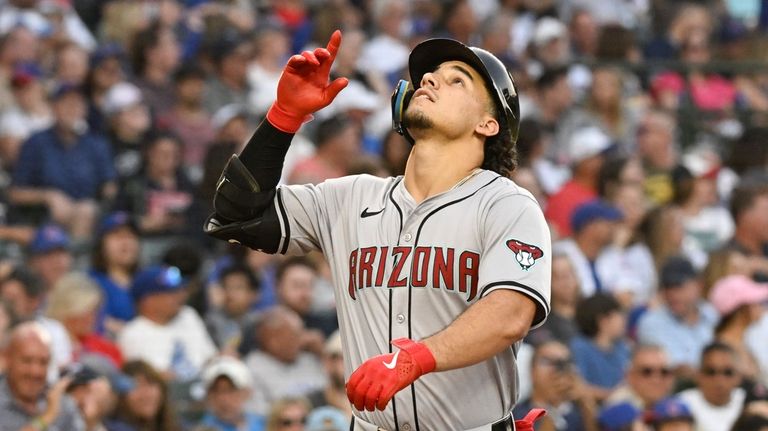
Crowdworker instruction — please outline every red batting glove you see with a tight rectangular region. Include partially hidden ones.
[266,30,349,133]
[514,409,547,431]
[346,338,437,411]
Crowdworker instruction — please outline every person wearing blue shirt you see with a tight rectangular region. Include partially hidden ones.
[8,83,116,240]
[198,356,266,431]
[570,292,631,401]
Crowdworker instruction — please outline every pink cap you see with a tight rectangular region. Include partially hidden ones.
[708,275,768,316]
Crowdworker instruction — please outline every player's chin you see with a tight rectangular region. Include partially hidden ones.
[404,109,434,131]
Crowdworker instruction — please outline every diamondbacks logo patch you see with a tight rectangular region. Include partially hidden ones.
[506,239,544,271]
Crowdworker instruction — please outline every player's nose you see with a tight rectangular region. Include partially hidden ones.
[420,72,438,90]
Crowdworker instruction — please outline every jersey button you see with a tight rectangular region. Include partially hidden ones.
[396,314,405,323]
[402,423,411,431]
[403,233,412,242]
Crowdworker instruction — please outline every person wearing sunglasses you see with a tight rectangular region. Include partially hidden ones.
[266,396,311,431]
[606,344,675,415]
[676,342,746,431]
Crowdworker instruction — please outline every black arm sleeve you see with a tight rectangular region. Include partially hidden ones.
[238,119,295,192]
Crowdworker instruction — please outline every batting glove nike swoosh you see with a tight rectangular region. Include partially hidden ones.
[346,338,437,411]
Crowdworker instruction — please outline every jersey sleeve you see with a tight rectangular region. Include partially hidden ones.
[477,194,552,329]
[272,175,358,255]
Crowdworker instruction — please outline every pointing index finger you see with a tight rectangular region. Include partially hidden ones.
[326,29,342,60]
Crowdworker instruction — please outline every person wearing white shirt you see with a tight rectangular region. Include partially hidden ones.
[118,265,217,379]
[677,342,746,431]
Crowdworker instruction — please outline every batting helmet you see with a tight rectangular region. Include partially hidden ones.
[391,38,521,175]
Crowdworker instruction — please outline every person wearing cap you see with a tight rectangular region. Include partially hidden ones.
[88,212,141,338]
[0,321,86,431]
[203,34,252,116]
[8,82,117,241]
[204,263,262,354]
[3,62,52,137]
[305,406,350,431]
[102,81,152,179]
[198,356,266,431]
[130,22,180,115]
[545,126,614,238]
[530,17,571,70]
[677,342,746,431]
[597,401,644,431]
[636,256,718,378]
[709,275,768,384]
[26,223,74,291]
[645,397,694,431]
[306,331,352,417]
[117,265,216,379]
[554,200,623,297]
[64,363,123,431]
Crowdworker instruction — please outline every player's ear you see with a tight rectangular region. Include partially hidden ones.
[475,116,499,139]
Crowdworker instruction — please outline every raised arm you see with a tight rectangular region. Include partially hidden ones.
[204,30,348,252]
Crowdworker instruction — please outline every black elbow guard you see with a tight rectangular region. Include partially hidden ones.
[203,198,283,253]
[212,154,275,222]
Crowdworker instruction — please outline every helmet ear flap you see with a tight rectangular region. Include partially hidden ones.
[391,79,415,145]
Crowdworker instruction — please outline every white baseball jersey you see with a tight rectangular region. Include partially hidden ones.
[273,169,551,430]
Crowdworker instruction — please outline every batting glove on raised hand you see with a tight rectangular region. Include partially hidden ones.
[346,338,436,411]
[266,29,349,133]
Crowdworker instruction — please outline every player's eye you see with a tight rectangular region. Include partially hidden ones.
[452,77,465,86]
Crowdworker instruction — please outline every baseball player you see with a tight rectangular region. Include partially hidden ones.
[205,30,551,431]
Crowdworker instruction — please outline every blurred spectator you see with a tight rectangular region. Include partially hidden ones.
[64,362,125,431]
[109,360,182,431]
[701,248,761,298]
[84,44,126,133]
[636,110,679,206]
[644,3,712,61]
[102,82,152,179]
[27,223,73,291]
[8,84,116,240]
[636,205,687,273]
[595,24,641,64]
[380,129,410,177]
[513,339,598,431]
[526,251,580,347]
[636,256,718,378]
[114,132,196,258]
[528,66,574,162]
[53,43,89,87]
[248,24,291,117]
[545,127,613,238]
[265,396,312,431]
[305,331,351,417]
[130,22,181,115]
[725,182,768,282]
[159,64,215,181]
[211,103,251,149]
[287,114,362,185]
[304,406,348,431]
[569,10,599,61]
[359,0,410,83]
[596,402,643,431]
[726,128,768,182]
[571,293,631,400]
[2,63,52,137]
[46,272,123,368]
[275,256,338,340]
[203,34,252,116]
[245,306,326,416]
[117,265,216,380]
[709,275,768,384]
[606,344,676,414]
[0,322,85,431]
[529,16,571,71]
[198,356,266,431]
[88,212,141,338]
[0,0,96,49]
[674,149,734,259]
[205,263,261,354]
[677,342,746,431]
[644,397,695,431]
[479,12,517,68]
[555,200,623,297]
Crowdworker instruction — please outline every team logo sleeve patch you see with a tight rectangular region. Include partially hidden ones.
[506,239,544,271]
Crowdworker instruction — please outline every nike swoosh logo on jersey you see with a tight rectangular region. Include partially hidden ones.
[382,350,400,369]
[360,207,385,218]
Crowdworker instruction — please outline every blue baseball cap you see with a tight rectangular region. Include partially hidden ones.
[646,398,694,425]
[29,223,71,255]
[97,212,138,237]
[305,406,350,431]
[598,402,640,430]
[49,81,84,100]
[130,265,184,303]
[570,200,623,233]
[90,43,124,67]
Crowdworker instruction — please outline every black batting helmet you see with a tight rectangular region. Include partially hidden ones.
[398,38,521,175]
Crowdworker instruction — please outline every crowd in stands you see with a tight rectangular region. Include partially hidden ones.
[0,0,768,430]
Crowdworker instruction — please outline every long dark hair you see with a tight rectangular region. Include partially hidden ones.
[481,100,518,177]
[113,360,181,431]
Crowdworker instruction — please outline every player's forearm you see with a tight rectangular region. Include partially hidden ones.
[422,289,536,371]
[237,118,295,192]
